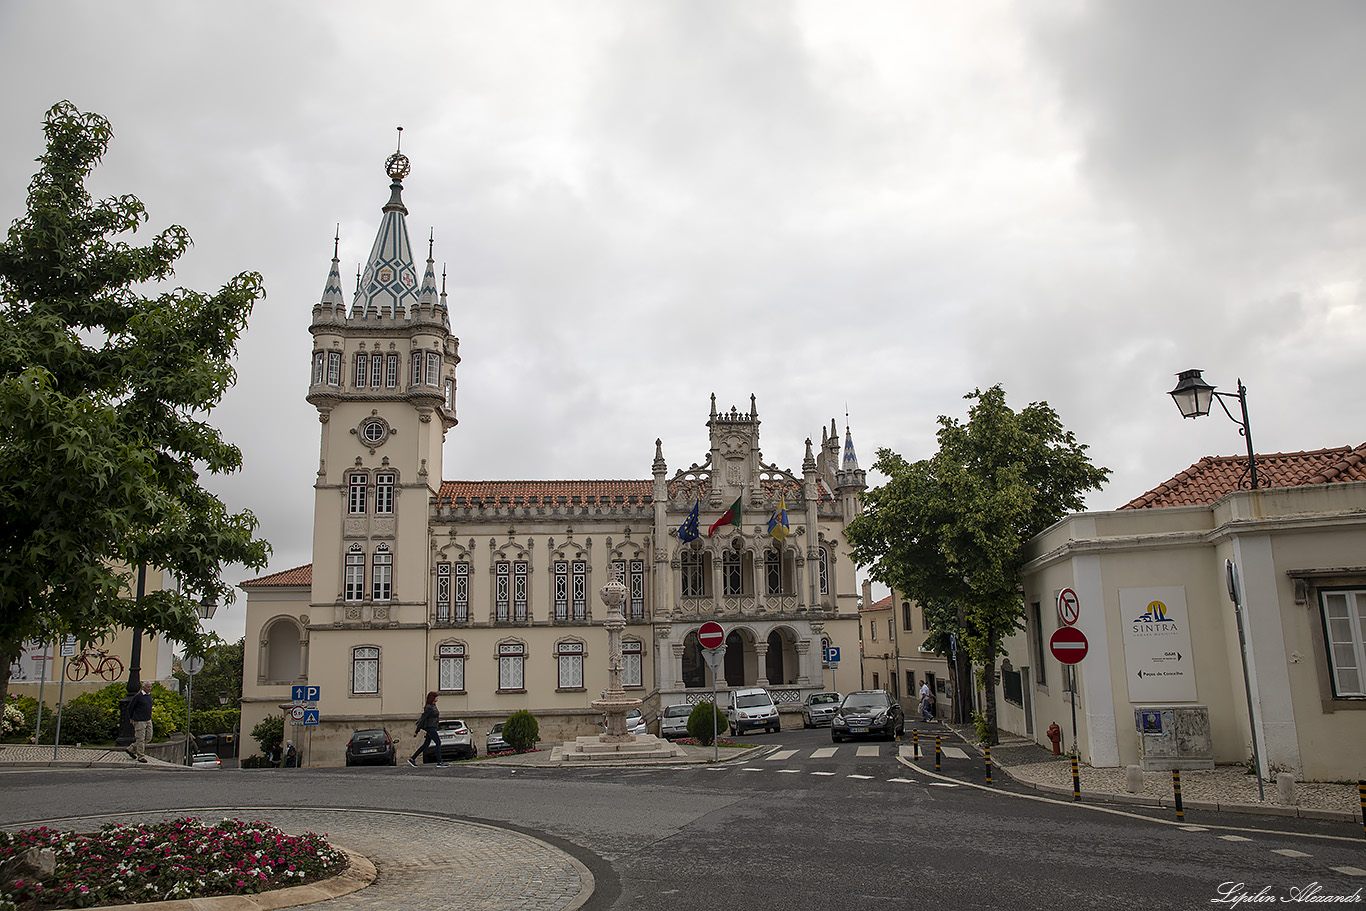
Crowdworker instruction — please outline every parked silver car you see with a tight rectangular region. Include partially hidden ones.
[486,722,508,754]
[600,707,647,735]
[801,692,843,728]
[659,703,693,739]
[425,719,476,762]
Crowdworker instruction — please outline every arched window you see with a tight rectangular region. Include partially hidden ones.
[764,548,783,595]
[344,544,365,602]
[682,632,705,688]
[818,547,830,596]
[681,550,705,597]
[722,550,743,596]
[262,618,302,683]
[354,352,369,388]
[372,544,392,602]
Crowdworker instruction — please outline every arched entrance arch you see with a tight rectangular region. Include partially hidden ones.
[682,631,705,688]
[724,630,746,686]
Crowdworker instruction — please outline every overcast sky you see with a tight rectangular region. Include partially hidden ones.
[3,1,1363,641]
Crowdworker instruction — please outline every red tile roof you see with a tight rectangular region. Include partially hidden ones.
[240,564,312,588]
[436,480,653,505]
[1120,444,1366,510]
[861,594,894,612]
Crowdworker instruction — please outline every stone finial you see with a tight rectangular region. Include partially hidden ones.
[600,577,627,611]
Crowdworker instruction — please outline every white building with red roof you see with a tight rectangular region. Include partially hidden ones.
[239,148,866,762]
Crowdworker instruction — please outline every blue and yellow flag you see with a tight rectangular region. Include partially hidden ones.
[766,497,789,542]
[678,501,700,543]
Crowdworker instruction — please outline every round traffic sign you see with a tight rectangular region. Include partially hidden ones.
[1049,626,1089,664]
[290,705,306,722]
[1057,588,1080,626]
[182,656,205,676]
[698,621,724,650]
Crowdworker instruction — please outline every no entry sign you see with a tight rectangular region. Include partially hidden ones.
[1049,626,1089,664]
[698,621,725,650]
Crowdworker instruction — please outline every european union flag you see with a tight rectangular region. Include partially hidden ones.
[678,501,700,543]
[766,497,789,542]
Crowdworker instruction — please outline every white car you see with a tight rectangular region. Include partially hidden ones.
[191,752,221,769]
[600,708,647,734]
[727,688,780,735]
[659,703,693,739]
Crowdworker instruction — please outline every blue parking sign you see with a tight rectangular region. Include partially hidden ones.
[824,646,841,663]
[291,685,320,702]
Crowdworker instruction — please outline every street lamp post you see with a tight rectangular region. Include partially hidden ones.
[1167,369,1259,490]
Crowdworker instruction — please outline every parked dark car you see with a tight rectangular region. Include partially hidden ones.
[831,690,904,742]
[425,719,477,762]
[345,727,397,766]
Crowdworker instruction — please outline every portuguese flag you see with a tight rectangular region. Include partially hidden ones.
[707,495,742,537]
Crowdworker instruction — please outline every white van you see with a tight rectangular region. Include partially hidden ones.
[727,687,780,735]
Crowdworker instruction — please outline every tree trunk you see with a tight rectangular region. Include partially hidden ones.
[983,626,999,745]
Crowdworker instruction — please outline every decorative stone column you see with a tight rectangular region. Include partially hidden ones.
[590,578,643,743]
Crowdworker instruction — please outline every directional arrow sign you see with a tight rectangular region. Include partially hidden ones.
[1049,626,1089,664]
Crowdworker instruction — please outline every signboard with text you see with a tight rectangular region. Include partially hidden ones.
[1119,586,1197,702]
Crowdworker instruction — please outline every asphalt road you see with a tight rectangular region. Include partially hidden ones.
[3,727,1363,910]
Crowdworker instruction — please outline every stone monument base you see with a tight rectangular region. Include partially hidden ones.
[552,733,688,764]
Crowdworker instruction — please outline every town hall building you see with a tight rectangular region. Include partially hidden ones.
[238,148,867,762]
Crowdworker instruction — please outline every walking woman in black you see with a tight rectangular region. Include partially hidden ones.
[408,691,446,767]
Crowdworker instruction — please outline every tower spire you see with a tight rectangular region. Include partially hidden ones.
[355,132,419,316]
[318,225,346,312]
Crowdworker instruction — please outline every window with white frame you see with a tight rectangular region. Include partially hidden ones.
[681,550,704,597]
[556,640,584,689]
[385,353,399,388]
[311,351,325,386]
[370,353,384,388]
[629,560,645,620]
[436,562,451,621]
[344,545,365,602]
[453,561,469,621]
[372,544,392,602]
[495,561,510,622]
[498,641,525,691]
[354,352,369,388]
[437,642,465,693]
[348,473,367,515]
[571,560,587,620]
[722,550,743,596]
[326,350,342,386]
[445,378,455,410]
[554,560,569,621]
[352,646,379,694]
[513,561,529,622]
[611,560,626,585]
[623,639,643,687]
[818,547,830,596]
[764,548,783,595]
[1321,588,1366,697]
[374,472,395,515]
[426,351,441,386]
[411,352,423,388]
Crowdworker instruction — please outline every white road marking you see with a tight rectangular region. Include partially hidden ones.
[1330,866,1365,877]
[929,782,959,788]
[848,774,873,780]
[776,769,801,774]
[888,777,914,783]
[767,750,798,761]
[1272,849,1310,858]
[742,767,764,772]
[856,746,880,757]
[1219,835,1253,842]
[810,771,836,776]
[940,746,969,760]
[810,748,838,759]
[1179,826,1208,832]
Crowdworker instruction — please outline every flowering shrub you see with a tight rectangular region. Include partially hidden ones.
[1,704,23,737]
[0,817,347,910]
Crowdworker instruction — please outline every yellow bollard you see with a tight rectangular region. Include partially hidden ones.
[985,745,992,785]
[935,734,942,772]
[1071,754,1081,802]
[1173,769,1184,820]
[912,729,919,759]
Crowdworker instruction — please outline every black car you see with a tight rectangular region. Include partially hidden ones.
[345,727,397,766]
[831,690,904,742]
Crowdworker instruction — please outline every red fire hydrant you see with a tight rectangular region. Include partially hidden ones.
[1047,722,1062,756]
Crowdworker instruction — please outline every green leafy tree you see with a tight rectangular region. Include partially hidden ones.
[502,710,539,752]
[0,102,270,706]
[173,637,244,711]
[846,385,1109,743]
[250,714,284,761]
[686,701,728,746]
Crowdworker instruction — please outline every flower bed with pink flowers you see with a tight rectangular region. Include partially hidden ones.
[0,817,348,910]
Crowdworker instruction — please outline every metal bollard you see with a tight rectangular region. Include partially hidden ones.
[1173,769,1184,820]
[1071,754,1081,802]
[985,745,992,785]
[912,729,919,759]
[935,735,942,772]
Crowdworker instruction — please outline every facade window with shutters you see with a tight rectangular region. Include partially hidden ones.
[348,473,367,515]
[818,547,830,596]
[370,353,384,388]
[554,561,569,621]
[354,352,368,388]
[385,353,399,388]
[571,560,587,620]
[437,642,465,693]
[498,641,525,691]
[374,473,395,515]
[556,640,584,689]
[513,561,529,622]
[681,550,704,597]
[1321,588,1366,697]
[351,646,379,695]
[372,544,392,602]
[495,561,510,622]
[326,350,342,386]
[344,544,365,602]
[629,560,645,620]
[453,561,469,622]
[722,551,743,596]
[623,639,643,687]
[436,563,451,621]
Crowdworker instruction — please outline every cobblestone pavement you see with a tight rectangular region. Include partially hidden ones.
[2,807,593,911]
[923,722,1363,820]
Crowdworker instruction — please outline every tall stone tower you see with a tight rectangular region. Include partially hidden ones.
[305,141,459,631]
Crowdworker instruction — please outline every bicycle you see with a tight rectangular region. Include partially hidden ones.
[66,648,124,682]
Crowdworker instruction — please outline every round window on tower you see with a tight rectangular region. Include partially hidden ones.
[354,415,391,449]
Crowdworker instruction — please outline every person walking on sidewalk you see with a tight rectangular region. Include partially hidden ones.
[919,681,935,723]
[408,691,446,767]
[126,680,154,763]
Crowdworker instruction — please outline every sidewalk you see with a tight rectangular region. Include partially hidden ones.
[916,721,1364,822]
[0,743,193,770]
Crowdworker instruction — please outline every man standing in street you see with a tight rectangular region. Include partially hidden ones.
[126,680,153,763]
